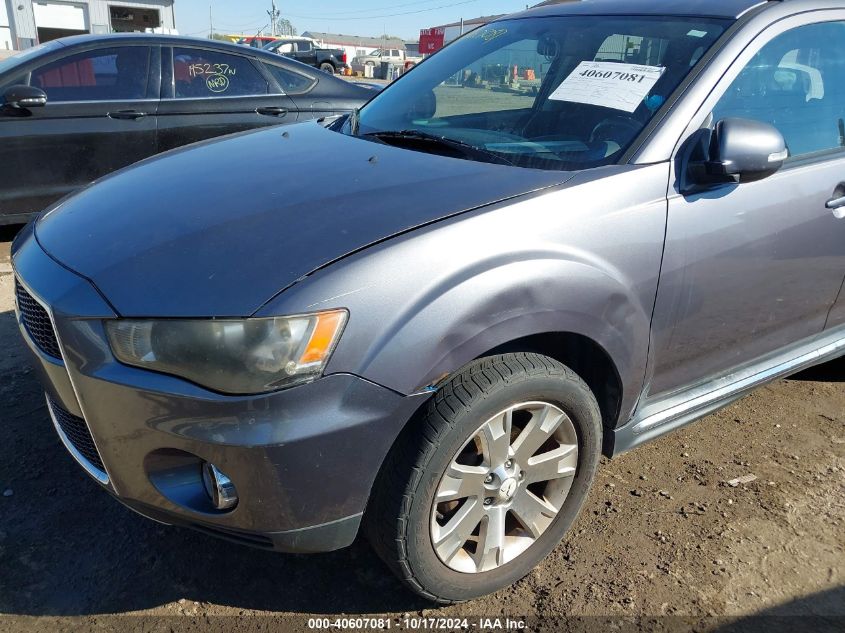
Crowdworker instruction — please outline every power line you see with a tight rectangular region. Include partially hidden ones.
[284,0,481,21]
[214,17,271,30]
[323,0,473,17]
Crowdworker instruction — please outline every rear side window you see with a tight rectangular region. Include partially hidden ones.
[31,46,150,102]
[264,63,316,94]
[173,48,269,98]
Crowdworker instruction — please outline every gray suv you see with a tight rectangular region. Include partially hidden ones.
[11,0,845,602]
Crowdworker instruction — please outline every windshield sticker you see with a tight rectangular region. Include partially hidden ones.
[687,29,708,38]
[549,61,666,113]
[466,27,508,43]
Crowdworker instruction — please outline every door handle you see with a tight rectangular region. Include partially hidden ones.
[826,185,845,219]
[825,195,845,210]
[256,106,288,117]
[108,110,147,120]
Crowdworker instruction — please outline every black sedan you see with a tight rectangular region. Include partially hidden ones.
[0,34,376,224]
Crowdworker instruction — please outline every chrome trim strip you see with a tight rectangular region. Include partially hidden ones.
[45,395,109,486]
[13,274,113,488]
[632,330,845,436]
[45,98,160,106]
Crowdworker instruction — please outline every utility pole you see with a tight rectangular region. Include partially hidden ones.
[267,0,280,37]
[209,3,213,39]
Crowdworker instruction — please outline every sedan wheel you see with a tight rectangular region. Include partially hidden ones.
[365,353,602,603]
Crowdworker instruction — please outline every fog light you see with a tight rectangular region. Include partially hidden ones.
[201,463,238,511]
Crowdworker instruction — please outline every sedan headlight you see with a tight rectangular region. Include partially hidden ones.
[105,310,347,395]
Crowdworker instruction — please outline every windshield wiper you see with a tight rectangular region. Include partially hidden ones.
[363,129,514,166]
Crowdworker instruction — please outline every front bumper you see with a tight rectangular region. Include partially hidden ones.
[11,225,426,552]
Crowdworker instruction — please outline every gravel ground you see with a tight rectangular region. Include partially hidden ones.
[0,224,843,632]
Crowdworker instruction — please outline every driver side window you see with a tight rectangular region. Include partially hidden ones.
[711,21,845,160]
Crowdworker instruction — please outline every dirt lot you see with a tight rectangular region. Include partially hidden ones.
[0,224,843,633]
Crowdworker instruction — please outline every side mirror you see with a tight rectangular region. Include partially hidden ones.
[689,117,787,185]
[3,85,48,109]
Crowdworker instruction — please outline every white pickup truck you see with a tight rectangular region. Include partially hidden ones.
[353,48,423,71]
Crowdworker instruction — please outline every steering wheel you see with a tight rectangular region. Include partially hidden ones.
[589,115,642,145]
[587,115,644,159]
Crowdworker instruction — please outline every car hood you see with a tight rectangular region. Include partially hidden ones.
[36,123,573,317]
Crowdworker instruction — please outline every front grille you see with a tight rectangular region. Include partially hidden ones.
[15,280,62,360]
[47,395,106,474]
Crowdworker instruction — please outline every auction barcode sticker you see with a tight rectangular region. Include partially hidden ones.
[549,61,666,113]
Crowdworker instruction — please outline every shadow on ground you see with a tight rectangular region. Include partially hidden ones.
[0,224,22,243]
[789,355,845,383]
[713,585,845,632]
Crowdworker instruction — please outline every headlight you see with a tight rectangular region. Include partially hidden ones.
[105,310,347,395]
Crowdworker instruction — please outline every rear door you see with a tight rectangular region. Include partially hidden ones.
[260,60,318,120]
[156,45,299,151]
[0,44,158,219]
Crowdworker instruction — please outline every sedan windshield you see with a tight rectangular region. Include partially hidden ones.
[351,15,728,170]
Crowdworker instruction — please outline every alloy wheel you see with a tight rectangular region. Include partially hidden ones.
[430,401,579,573]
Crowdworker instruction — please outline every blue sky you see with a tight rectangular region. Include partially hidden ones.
[176,1,533,40]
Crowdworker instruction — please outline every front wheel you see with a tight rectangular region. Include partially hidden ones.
[365,353,602,602]
[320,62,336,74]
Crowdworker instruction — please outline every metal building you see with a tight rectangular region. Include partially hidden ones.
[1,0,176,51]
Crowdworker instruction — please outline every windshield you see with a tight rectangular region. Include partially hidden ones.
[351,15,728,171]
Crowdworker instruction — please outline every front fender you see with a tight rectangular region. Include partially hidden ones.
[359,254,642,397]
[259,163,669,424]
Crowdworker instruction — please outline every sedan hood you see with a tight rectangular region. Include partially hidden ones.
[36,123,573,317]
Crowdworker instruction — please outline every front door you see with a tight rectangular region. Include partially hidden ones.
[648,17,845,397]
[0,44,158,219]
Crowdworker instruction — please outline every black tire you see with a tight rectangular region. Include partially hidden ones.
[320,62,336,74]
[364,353,602,603]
